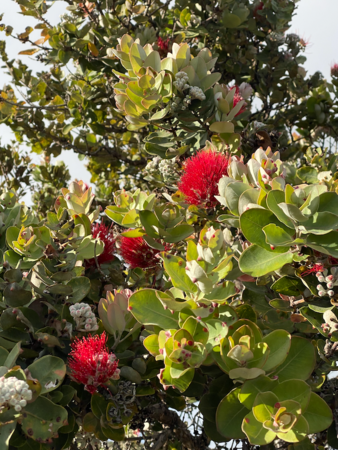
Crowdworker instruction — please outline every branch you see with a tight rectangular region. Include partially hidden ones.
[0,96,67,111]
[144,403,210,450]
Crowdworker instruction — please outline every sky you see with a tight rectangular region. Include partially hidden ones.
[0,0,337,198]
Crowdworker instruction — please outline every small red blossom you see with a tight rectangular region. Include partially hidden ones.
[253,1,264,18]
[299,36,310,48]
[178,149,229,208]
[157,37,170,56]
[68,332,119,394]
[119,235,161,269]
[86,222,116,267]
[331,63,338,77]
[301,263,324,278]
[230,86,246,116]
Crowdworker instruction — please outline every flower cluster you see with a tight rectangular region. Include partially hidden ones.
[173,71,190,91]
[158,158,179,183]
[86,222,116,267]
[119,236,161,269]
[316,267,338,298]
[0,377,32,412]
[145,156,160,175]
[189,86,206,101]
[69,303,98,332]
[322,310,338,335]
[68,332,120,393]
[178,148,229,208]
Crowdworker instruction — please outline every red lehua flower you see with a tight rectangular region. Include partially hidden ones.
[301,263,324,278]
[178,150,229,208]
[86,222,116,267]
[230,86,246,116]
[68,332,120,394]
[331,63,338,77]
[119,235,161,269]
[157,37,169,56]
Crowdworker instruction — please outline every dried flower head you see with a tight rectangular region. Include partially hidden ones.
[119,235,161,269]
[178,149,229,208]
[68,332,120,394]
[86,222,116,267]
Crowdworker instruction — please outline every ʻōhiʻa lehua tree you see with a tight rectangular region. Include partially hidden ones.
[0,1,338,449]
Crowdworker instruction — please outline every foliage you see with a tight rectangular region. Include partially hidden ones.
[0,1,338,449]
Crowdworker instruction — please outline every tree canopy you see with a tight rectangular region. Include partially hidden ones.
[0,1,338,449]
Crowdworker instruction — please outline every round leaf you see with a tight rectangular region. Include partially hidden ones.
[216,388,247,439]
[129,289,179,329]
[271,337,316,382]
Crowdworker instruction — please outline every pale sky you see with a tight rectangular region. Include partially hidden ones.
[0,0,337,199]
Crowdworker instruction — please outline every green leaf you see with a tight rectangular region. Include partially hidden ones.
[22,396,67,441]
[0,421,16,450]
[4,283,32,307]
[303,392,333,433]
[120,366,142,384]
[199,393,219,421]
[239,245,293,277]
[271,337,316,382]
[200,72,221,91]
[240,209,291,251]
[129,289,179,329]
[271,276,305,296]
[299,211,338,235]
[272,380,311,411]
[278,203,308,222]
[209,121,234,134]
[276,414,309,443]
[91,393,107,419]
[263,329,291,371]
[317,192,338,215]
[252,391,278,422]
[67,277,91,303]
[163,224,195,243]
[223,182,250,216]
[222,13,242,28]
[300,306,326,335]
[242,411,275,445]
[143,334,160,356]
[216,388,247,439]
[263,223,295,247]
[162,253,198,294]
[296,167,318,184]
[180,7,191,26]
[307,231,338,257]
[204,418,228,443]
[27,356,66,394]
[4,342,21,369]
[266,191,295,229]
[239,376,278,409]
